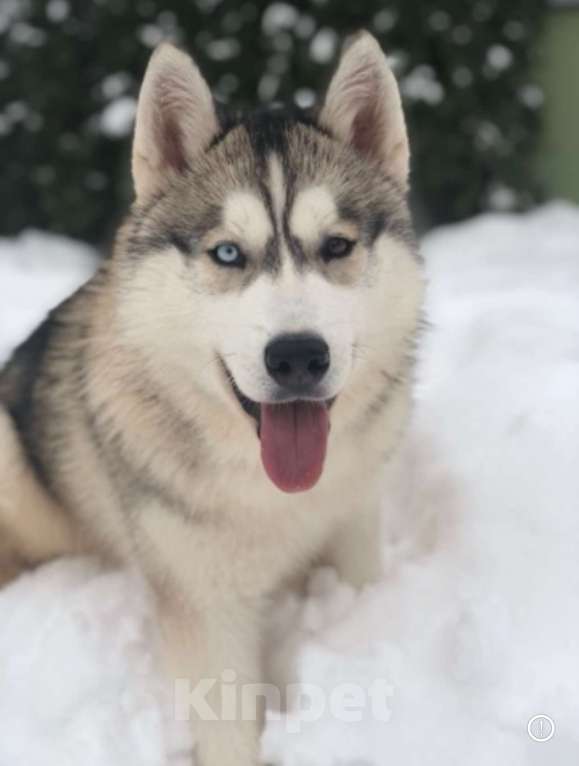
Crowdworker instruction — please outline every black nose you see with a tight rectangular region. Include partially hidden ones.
[265,334,330,390]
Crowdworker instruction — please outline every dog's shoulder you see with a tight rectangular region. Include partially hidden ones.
[0,269,105,481]
[0,263,108,412]
[0,313,57,417]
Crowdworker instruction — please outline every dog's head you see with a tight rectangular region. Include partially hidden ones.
[118,32,423,492]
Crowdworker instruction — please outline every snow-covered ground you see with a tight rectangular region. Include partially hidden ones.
[1,203,579,765]
[0,231,96,365]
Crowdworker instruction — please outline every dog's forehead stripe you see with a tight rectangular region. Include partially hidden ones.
[264,152,295,275]
[267,154,286,231]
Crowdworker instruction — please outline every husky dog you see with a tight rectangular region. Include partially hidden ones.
[0,31,423,765]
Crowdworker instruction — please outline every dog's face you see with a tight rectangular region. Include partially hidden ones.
[118,34,423,492]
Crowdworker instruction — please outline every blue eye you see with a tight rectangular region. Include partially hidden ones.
[211,242,245,268]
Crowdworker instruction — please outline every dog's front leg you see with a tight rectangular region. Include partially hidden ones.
[325,499,383,590]
[158,596,263,766]
[0,407,78,569]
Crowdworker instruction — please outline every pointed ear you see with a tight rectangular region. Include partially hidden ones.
[132,43,219,201]
[319,32,409,188]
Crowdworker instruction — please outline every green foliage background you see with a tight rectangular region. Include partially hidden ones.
[0,0,546,245]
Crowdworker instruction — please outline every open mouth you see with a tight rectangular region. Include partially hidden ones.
[224,364,334,494]
[230,377,262,425]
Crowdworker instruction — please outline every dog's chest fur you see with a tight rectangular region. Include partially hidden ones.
[1,272,410,603]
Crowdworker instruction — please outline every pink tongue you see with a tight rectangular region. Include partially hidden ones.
[260,402,329,493]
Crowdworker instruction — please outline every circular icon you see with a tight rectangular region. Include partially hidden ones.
[527,715,555,742]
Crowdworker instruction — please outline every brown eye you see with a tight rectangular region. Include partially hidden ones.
[321,236,356,262]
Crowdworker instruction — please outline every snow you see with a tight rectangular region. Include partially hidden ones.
[0,231,97,365]
[0,562,169,766]
[46,0,70,24]
[401,65,445,105]
[486,44,514,73]
[99,96,137,138]
[1,203,579,764]
[309,29,338,64]
[261,4,299,36]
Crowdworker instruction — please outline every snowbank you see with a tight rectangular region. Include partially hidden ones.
[1,204,578,765]
[0,231,97,364]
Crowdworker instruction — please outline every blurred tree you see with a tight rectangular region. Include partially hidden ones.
[0,0,546,245]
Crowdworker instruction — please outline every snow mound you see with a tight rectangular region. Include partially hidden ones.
[1,203,579,765]
[0,230,97,364]
[0,561,171,766]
